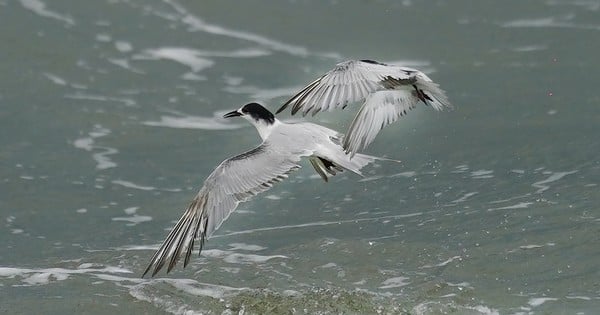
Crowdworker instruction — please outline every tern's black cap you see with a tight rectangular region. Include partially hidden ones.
[241,102,275,124]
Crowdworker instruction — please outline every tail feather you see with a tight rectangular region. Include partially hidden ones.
[414,78,452,111]
[328,152,397,177]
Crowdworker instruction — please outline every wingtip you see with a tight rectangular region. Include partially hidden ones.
[275,103,288,115]
[290,105,300,115]
[142,260,156,278]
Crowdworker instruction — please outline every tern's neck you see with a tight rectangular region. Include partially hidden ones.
[252,118,281,140]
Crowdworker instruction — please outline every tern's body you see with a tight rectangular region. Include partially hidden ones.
[276,59,452,156]
[143,103,380,277]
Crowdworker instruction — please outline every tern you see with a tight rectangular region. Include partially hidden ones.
[143,102,386,277]
[276,59,452,156]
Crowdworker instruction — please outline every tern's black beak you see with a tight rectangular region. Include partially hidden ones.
[223,110,242,118]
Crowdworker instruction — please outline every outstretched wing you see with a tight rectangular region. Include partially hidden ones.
[276,60,418,116]
[143,143,306,277]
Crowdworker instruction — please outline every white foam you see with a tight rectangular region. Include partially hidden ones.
[65,93,136,107]
[227,243,266,251]
[453,164,470,173]
[502,15,574,28]
[163,0,339,58]
[161,278,247,299]
[136,47,214,72]
[23,272,69,285]
[114,180,182,192]
[421,256,462,269]
[223,75,243,86]
[73,125,118,170]
[488,202,534,211]
[42,73,67,85]
[451,192,478,203]
[532,170,577,193]
[95,33,111,42]
[201,249,287,264]
[112,180,155,191]
[124,207,138,215]
[413,302,499,315]
[447,281,472,288]
[128,285,202,315]
[0,265,132,286]
[114,40,133,52]
[94,273,144,283]
[379,276,410,289]
[107,58,145,74]
[114,244,159,251]
[317,263,338,269]
[142,115,242,130]
[358,175,384,182]
[112,214,152,226]
[390,171,417,178]
[565,295,592,300]
[502,15,600,30]
[19,0,74,25]
[519,243,555,250]
[511,45,548,52]
[181,72,206,81]
[213,212,423,238]
[528,297,558,306]
[546,0,600,11]
[471,169,494,179]
[129,278,246,314]
[220,266,240,274]
[222,84,303,101]
[468,305,500,315]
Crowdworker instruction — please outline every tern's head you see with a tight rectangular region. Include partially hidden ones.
[224,103,275,124]
[224,102,277,139]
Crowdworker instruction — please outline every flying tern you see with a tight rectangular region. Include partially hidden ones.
[276,59,452,156]
[143,102,386,277]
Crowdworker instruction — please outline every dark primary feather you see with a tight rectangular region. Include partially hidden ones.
[360,59,386,65]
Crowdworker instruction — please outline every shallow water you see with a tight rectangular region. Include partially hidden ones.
[1,0,599,314]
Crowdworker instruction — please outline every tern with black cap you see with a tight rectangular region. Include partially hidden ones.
[143,102,388,277]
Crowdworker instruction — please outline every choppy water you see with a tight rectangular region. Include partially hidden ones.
[1,0,599,314]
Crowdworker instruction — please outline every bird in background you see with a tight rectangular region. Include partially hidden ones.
[276,59,452,157]
[143,102,389,277]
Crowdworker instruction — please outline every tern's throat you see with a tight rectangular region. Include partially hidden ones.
[250,118,280,140]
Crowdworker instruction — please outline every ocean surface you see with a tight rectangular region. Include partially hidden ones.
[1,0,599,314]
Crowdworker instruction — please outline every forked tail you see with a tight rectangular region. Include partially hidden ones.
[310,152,399,182]
[414,77,452,111]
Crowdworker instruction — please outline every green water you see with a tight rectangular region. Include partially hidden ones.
[1,0,599,314]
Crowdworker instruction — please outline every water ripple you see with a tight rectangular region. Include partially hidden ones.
[73,125,118,170]
[19,0,74,25]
